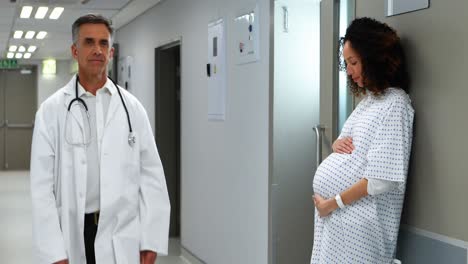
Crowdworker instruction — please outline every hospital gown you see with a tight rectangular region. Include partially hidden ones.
[311,88,414,264]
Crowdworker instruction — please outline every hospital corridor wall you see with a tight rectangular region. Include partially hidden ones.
[356,0,468,263]
[115,0,271,263]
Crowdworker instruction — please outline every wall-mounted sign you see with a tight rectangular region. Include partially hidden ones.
[234,4,260,64]
[118,56,133,91]
[386,0,429,16]
[42,59,56,75]
[0,59,18,69]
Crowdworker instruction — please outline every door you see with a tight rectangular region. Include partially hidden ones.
[155,42,181,237]
[272,0,321,263]
[0,67,37,170]
[270,0,355,263]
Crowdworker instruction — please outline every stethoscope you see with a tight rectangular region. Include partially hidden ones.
[66,75,136,147]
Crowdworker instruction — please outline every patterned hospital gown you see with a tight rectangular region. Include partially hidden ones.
[311,88,414,264]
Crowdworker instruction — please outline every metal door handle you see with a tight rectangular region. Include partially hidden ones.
[313,125,325,168]
[4,120,34,129]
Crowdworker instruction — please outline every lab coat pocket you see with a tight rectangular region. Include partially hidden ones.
[112,236,140,264]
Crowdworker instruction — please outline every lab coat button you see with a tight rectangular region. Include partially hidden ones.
[81,159,86,164]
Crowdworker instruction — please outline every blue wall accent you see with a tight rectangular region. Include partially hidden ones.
[396,228,467,264]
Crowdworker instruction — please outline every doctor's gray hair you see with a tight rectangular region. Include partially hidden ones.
[72,14,114,45]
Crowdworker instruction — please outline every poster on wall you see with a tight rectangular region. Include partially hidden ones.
[207,18,226,121]
[118,56,133,91]
[234,4,260,65]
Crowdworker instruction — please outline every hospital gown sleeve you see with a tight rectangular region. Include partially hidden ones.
[367,178,399,195]
[137,103,171,255]
[363,96,414,191]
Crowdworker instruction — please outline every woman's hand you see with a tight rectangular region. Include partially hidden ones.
[332,137,355,154]
[313,194,339,217]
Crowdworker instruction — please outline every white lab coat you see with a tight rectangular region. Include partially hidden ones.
[30,76,170,264]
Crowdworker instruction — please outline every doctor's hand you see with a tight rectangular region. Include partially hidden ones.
[140,250,157,264]
[53,260,69,264]
[332,137,354,154]
[313,194,338,218]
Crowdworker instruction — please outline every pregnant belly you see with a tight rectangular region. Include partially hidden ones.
[313,152,366,198]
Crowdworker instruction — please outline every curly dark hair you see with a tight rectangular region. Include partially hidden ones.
[339,17,409,96]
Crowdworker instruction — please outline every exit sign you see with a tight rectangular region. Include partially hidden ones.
[0,59,18,69]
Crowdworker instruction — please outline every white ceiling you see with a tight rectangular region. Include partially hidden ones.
[0,0,161,60]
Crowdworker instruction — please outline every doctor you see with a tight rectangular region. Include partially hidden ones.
[30,14,170,264]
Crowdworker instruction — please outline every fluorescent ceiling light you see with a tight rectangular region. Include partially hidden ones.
[25,31,36,39]
[20,6,33,19]
[15,53,23,59]
[36,31,47,39]
[14,30,24,39]
[28,46,37,52]
[19,46,26,52]
[49,7,64,19]
[7,52,14,59]
[35,6,48,19]
[9,45,18,52]
[24,53,32,59]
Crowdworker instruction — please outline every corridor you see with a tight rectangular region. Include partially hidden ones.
[0,171,189,264]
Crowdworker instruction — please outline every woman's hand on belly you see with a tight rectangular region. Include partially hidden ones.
[332,137,355,154]
[313,194,339,217]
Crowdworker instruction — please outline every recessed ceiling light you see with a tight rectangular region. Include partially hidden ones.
[25,31,36,39]
[24,53,32,59]
[9,45,18,52]
[14,30,24,39]
[49,7,64,20]
[19,46,26,52]
[7,52,14,59]
[28,46,37,52]
[35,6,48,19]
[20,6,33,19]
[36,31,47,39]
[15,53,23,59]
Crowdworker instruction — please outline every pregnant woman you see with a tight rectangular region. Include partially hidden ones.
[311,17,414,263]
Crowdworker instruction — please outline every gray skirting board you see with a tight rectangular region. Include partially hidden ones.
[396,225,468,264]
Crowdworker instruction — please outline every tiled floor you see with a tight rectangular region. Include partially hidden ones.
[0,170,189,264]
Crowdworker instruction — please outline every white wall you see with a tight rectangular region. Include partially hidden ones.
[115,0,270,263]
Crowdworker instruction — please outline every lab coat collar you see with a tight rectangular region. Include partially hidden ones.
[63,75,117,97]
[63,75,123,131]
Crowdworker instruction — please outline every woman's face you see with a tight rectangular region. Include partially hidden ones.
[343,41,364,87]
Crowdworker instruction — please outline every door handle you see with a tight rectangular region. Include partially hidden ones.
[313,125,325,168]
[4,120,34,129]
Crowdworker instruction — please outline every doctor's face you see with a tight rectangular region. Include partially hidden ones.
[71,23,114,78]
[343,41,364,88]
